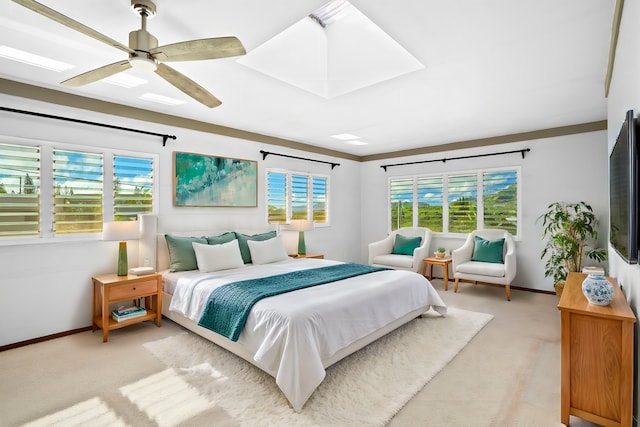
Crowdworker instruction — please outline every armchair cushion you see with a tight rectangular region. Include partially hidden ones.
[456,261,506,278]
[372,254,415,269]
[471,236,505,264]
[392,235,422,255]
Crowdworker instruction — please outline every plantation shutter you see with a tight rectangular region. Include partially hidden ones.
[483,170,517,234]
[312,176,328,223]
[291,174,308,220]
[267,172,287,224]
[417,176,443,232]
[0,143,40,236]
[113,155,153,221]
[53,149,103,234]
[389,178,414,231]
[448,174,477,233]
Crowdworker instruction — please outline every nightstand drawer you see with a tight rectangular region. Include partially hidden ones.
[109,279,158,301]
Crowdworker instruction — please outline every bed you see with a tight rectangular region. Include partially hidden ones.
[139,215,447,412]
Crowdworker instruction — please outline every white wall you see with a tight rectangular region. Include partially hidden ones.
[359,131,609,291]
[606,0,640,420]
[0,94,362,346]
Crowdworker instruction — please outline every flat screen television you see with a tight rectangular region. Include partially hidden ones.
[609,109,638,264]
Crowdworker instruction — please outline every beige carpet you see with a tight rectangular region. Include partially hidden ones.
[2,284,589,426]
[134,307,492,427]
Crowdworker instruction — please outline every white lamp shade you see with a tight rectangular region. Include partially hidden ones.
[102,221,140,241]
[289,219,314,232]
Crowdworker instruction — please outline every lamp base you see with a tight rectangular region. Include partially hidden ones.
[298,231,306,255]
[117,241,128,276]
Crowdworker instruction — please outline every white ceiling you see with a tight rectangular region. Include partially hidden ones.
[0,0,614,158]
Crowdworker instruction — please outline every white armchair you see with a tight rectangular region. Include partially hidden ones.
[452,229,516,301]
[368,227,432,273]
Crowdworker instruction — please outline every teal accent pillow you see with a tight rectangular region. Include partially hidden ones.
[392,234,422,256]
[472,236,505,263]
[165,234,207,272]
[236,231,277,263]
[206,232,236,245]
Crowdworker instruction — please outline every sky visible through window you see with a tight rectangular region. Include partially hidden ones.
[0,145,153,195]
[391,171,516,205]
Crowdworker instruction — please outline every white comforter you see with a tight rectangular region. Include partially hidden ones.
[167,258,446,411]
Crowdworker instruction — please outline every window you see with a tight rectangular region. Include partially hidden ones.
[0,143,40,236]
[291,174,308,220]
[483,170,518,233]
[389,167,519,236]
[448,173,477,233]
[114,155,154,221]
[266,169,329,225]
[389,178,413,230]
[53,149,103,234]
[417,176,443,231]
[0,138,156,241]
[267,172,287,223]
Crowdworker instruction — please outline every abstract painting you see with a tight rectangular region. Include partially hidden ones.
[173,152,257,207]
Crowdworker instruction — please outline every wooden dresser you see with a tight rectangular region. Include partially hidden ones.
[558,272,636,426]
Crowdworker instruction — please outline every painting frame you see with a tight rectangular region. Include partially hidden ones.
[173,151,257,207]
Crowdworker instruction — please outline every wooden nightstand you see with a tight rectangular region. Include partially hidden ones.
[288,254,324,259]
[92,273,162,342]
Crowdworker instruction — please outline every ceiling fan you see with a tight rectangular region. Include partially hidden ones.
[12,0,246,108]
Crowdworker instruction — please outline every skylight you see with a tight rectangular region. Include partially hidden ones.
[237,0,424,99]
[0,46,74,72]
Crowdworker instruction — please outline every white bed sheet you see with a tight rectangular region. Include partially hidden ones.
[166,258,446,411]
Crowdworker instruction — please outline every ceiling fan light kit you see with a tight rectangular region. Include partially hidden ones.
[12,0,246,108]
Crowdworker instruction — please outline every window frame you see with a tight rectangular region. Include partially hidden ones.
[387,166,521,238]
[266,168,330,227]
[0,135,158,245]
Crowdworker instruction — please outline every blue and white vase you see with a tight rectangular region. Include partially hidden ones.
[581,274,614,306]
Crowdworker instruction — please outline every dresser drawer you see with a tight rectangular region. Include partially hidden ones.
[109,279,158,301]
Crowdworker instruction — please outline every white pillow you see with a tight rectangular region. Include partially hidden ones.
[192,240,244,272]
[247,236,289,265]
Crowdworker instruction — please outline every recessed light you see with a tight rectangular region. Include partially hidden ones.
[345,140,368,146]
[0,45,74,72]
[331,133,360,140]
[103,74,148,88]
[140,92,186,106]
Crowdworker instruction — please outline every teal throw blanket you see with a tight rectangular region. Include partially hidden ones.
[198,263,389,341]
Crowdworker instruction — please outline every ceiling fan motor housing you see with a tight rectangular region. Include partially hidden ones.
[129,29,158,54]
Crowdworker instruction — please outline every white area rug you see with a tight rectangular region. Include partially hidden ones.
[142,307,493,427]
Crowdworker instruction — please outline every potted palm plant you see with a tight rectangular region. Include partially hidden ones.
[540,201,607,296]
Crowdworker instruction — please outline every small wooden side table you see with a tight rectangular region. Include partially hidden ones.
[92,273,162,342]
[422,256,453,290]
[289,254,324,259]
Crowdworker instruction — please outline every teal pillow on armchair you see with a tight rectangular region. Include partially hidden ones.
[471,236,505,263]
[392,234,422,256]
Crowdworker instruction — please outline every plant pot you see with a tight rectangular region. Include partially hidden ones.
[554,282,565,297]
[434,252,445,259]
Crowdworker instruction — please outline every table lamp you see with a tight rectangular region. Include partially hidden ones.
[103,221,140,276]
[289,219,314,255]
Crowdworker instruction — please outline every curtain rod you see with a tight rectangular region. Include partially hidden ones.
[260,150,340,169]
[0,106,177,146]
[380,148,531,171]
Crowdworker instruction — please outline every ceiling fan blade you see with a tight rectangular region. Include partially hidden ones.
[150,37,246,62]
[11,0,134,55]
[61,60,132,87]
[155,63,221,108]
